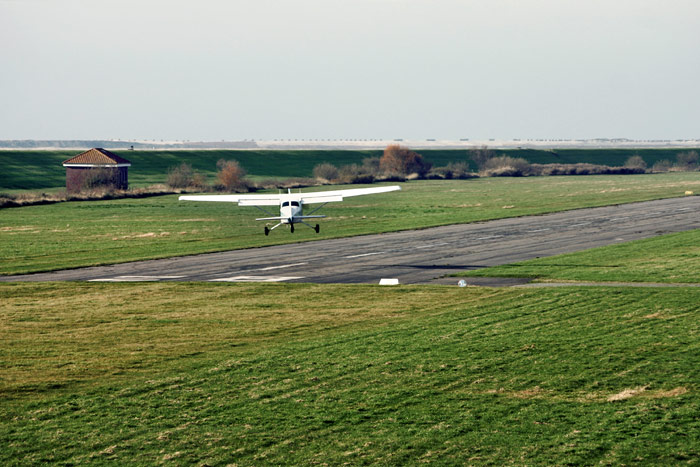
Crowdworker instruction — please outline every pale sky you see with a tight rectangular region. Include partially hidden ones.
[1,0,699,141]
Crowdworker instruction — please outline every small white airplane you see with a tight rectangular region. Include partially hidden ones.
[179,185,401,235]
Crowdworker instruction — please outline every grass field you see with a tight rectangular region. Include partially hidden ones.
[3,169,700,464]
[459,228,700,284]
[1,148,695,190]
[1,282,699,464]
[3,174,700,275]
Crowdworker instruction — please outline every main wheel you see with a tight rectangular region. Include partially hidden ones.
[315,224,320,233]
[264,226,270,236]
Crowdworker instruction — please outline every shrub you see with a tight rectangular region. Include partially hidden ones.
[167,163,195,188]
[216,159,249,192]
[361,157,382,177]
[379,145,431,177]
[428,162,475,180]
[191,172,208,189]
[338,164,375,184]
[481,156,532,177]
[652,159,673,172]
[624,155,647,170]
[312,163,340,183]
[469,146,496,170]
[676,151,699,170]
[533,163,645,176]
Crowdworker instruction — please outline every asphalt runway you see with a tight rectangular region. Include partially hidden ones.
[3,196,700,285]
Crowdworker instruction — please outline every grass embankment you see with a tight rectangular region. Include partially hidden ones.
[1,148,693,191]
[3,174,700,275]
[1,282,698,464]
[459,229,700,284]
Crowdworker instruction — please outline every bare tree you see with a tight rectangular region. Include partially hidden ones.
[216,159,249,192]
[312,163,340,182]
[379,145,431,176]
[469,146,495,170]
[676,151,699,170]
[624,155,647,170]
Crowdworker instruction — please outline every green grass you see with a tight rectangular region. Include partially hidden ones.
[459,229,700,284]
[3,174,700,275]
[1,282,699,464]
[1,148,695,191]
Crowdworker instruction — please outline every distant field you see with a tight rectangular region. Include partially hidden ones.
[459,228,700,284]
[2,282,698,464]
[1,148,695,190]
[3,174,700,275]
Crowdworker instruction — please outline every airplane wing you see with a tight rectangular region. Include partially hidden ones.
[178,194,281,206]
[299,185,401,204]
[179,185,400,206]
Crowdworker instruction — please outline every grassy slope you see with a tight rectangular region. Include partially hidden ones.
[459,229,700,283]
[1,283,698,464]
[1,148,694,190]
[3,174,700,275]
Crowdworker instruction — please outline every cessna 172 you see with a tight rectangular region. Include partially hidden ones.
[179,185,401,235]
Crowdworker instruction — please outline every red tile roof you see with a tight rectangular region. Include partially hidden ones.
[63,148,131,166]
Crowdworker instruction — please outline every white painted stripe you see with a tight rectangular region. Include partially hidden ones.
[526,229,550,233]
[210,276,302,282]
[569,222,591,227]
[257,262,307,271]
[415,242,450,249]
[344,252,385,259]
[476,235,504,240]
[89,275,185,282]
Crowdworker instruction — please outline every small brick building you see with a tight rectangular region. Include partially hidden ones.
[62,148,131,192]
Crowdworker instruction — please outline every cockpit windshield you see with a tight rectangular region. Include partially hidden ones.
[281,201,300,207]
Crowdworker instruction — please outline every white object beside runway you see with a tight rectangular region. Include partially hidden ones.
[210,275,303,282]
[379,278,400,285]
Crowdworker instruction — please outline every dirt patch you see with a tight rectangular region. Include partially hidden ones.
[608,386,647,402]
[0,226,36,232]
[651,386,688,398]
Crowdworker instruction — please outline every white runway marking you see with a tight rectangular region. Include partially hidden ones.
[257,262,307,271]
[569,222,591,227]
[476,235,504,240]
[89,275,185,282]
[210,275,303,282]
[415,242,450,249]
[527,229,550,233]
[344,252,385,259]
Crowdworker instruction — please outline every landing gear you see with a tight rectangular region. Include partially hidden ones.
[264,222,319,235]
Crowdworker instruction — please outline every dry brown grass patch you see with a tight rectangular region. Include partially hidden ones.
[607,386,648,402]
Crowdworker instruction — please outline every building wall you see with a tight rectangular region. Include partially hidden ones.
[66,166,128,192]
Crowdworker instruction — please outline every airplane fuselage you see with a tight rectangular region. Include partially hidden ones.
[280,200,302,223]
